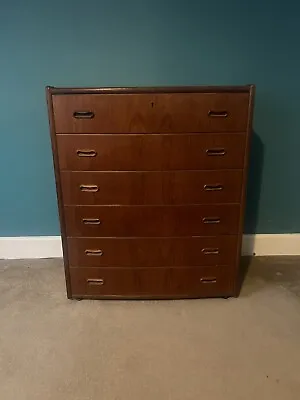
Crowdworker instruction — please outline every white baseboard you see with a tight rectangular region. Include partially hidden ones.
[0,234,299,260]
[241,234,300,256]
[0,236,63,260]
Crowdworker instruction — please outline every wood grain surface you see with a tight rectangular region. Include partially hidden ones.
[53,92,249,133]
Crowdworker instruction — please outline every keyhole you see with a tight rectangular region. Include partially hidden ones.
[151,102,154,108]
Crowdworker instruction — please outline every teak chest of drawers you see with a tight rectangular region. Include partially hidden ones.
[46,85,255,300]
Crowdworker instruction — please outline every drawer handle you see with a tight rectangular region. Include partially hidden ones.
[73,111,95,119]
[204,184,223,191]
[200,277,217,284]
[82,218,101,225]
[202,217,220,224]
[202,248,220,255]
[87,278,104,286]
[85,249,103,256]
[206,148,226,156]
[208,110,228,118]
[80,184,99,192]
[76,149,97,157]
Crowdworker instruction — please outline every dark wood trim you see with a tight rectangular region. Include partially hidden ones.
[46,87,72,298]
[47,85,254,95]
[71,294,231,300]
[233,85,256,296]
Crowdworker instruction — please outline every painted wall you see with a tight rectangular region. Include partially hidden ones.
[0,0,299,235]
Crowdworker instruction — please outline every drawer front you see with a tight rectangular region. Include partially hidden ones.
[61,170,243,205]
[52,92,249,134]
[64,205,240,237]
[67,236,238,267]
[57,134,246,171]
[69,266,233,298]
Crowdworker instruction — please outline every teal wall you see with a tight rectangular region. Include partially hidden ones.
[0,0,299,235]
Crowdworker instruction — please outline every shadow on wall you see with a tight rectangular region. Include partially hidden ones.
[239,131,264,292]
[245,131,264,238]
[238,131,264,293]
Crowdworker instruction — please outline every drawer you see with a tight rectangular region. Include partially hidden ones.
[64,204,240,237]
[57,134,246,171]
[67,236,238,267]
[61,170,243,205]
[69,266,233,298]
[52,92,249,134]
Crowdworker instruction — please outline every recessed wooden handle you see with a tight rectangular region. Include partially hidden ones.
[76,149,97,157]
[200,277,217,284]
[85,249,103,256]
[201,248,220,255]
[202,217,220,224]
[206,148,226,156]
[73,111,95,119]
[204,184,223,191]
[80,184,99,192]
[82,218,101,225]
[208,110,228,118]
[87,278,104,286]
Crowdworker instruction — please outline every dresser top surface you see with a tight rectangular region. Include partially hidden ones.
[47,85,255,95]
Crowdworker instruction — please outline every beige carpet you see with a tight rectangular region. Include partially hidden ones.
[0,257,300,400]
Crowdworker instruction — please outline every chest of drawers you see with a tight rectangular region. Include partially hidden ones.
[46,85,255,300]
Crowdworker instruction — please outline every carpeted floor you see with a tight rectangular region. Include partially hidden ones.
[0,257,300,400]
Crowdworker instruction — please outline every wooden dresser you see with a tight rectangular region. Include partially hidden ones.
[46,85,255,300]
